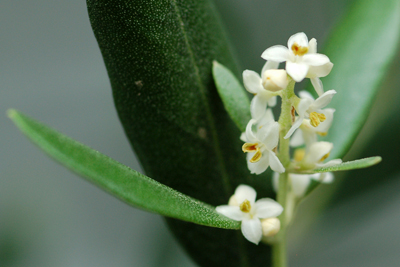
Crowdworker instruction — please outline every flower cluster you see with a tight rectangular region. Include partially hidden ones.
[217,32,343,244]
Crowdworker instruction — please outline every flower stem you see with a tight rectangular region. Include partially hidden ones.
[272,79,295,267]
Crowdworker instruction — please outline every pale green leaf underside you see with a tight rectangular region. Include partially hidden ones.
[295,156,382,174]
[8,109,240,230]
[213,61,251,132]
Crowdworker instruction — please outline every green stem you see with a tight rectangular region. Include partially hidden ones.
[272,79,295,267]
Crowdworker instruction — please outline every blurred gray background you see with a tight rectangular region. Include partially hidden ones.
[1,0,399,266]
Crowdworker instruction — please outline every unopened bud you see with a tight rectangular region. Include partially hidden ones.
[261,217,281,237]
[262,69,288,92]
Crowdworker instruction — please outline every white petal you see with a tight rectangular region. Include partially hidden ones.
[216,205,244,221]
[243,70,263,94]
[298,90,314,100]
[287,32,309,48]
[241,218,262,244]
[235,184,257,204]
[268,150,285,173]
[258,109,274,126]
[261,45,291,62]
[286,61,309,82]
[290,174,312,197]
[316,172,334,183]
[307,62,333,78]
[254,198,283,218]
[284,117,303,139]
[260,121,280,150]
[240,132,247,142]
[310,77,324,96]
[289,128,305,147]
[245,119,257,143]
[261,60,280,75]
[308,38,317,53]
[267,96,277,107]
[310,90,336,110]
[303,142,333,165]
[301,126,318,147]
[250,95,268,121]
[247,151,269,175]
[302,53,330,66]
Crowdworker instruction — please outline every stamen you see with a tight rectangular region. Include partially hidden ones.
[291,106,296,123]
[240,200,251,213]
[319,153,330,162]
[242,143,258,152]
[309,112,326,127]
[250,148,262,163]
[294,148,305,162]
[317,131,327,136]
[291,42,309,56]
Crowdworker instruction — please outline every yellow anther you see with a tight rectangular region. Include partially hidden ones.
[309,112,326,127]
[240,200,251,213]
[250,148,262,163]
[294,148,305,162]
[317,131,328,136]
[319,153,330,162]
[242,143,258,153]
[291,42,309,56]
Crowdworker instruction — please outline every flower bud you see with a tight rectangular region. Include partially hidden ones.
[262,69,288,92]
[261,217,281,237]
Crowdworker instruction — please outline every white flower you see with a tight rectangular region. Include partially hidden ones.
[241,118,285,174]
[261,32,332,83]
[243,61,284,120]
[307,38,334,96]
[290,108,335,147]
[284,90,336,139]
[216,184,283,244]
[296,142,342,170]
[273,172,334,198]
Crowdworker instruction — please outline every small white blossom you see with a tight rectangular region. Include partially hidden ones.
[241,118,285,174]
[285,90,336,139]
[243,61,283,120]
[273,172,334,198]
[216,185,283,244]
[307,38,334,96]
[296,142,342,170]
[261,217,281,238]
[261,32,332,83]
[290,108,335,147]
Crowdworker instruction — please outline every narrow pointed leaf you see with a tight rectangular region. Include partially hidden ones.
[8,109,240,230]
[312,0,400,158]
[212,61,251,132]
[295,156,382,174]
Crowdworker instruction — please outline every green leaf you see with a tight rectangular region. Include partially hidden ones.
[8,109,240,230]
[88,1,274,266]
[212,61,251,132]
[294,157,382,174]
[314,0,400,159]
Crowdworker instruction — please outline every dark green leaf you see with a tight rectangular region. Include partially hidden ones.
[212,61,251,132]
[87,1,273,266]
[8,109,240,230]
[315,0,400,159]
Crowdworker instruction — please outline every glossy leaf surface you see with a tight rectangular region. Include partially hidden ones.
[9,109,241,229]
[212,61,251,132]
[87,1,273,266]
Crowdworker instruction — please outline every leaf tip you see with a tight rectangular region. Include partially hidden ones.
[7,109,19,120]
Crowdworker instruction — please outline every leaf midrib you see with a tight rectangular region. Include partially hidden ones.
[170,1,250,266]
